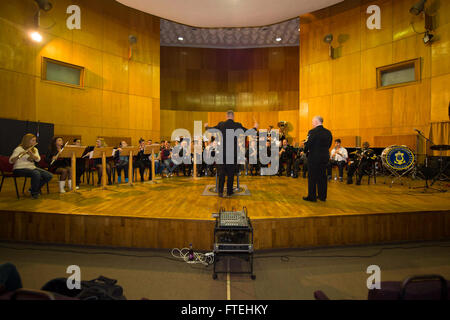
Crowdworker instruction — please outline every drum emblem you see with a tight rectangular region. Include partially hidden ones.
[394,151,406,165]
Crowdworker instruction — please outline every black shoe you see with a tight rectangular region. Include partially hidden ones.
[327,176,332,181]
[356,181,361,186]
[218,193,224,198]
[347,180,353,185]
[303,196,317,202]
[319,198,326,202]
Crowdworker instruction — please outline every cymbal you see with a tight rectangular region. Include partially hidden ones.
[430,144,450,151]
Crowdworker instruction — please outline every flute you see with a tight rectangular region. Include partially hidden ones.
[17,143,38,159]
[50,141,69,166]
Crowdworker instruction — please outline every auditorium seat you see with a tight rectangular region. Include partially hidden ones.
[314,274,449,300]
[0,289,77,300]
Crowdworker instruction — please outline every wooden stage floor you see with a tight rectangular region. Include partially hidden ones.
[0,175,449,250]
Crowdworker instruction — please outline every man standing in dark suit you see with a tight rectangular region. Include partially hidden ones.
[205,110,258,197]
[303,116,333,202]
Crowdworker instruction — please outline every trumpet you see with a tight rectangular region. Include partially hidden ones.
[50,141,69,166]
[17,143,38,159]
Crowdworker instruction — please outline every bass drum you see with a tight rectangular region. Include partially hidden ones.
[381,145,415,171]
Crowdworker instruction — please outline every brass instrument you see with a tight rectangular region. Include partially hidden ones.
[17,143,38,160]
[50,141,69,166]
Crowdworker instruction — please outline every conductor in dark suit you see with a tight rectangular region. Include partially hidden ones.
[205,110,258,197]
[303,116,333,202]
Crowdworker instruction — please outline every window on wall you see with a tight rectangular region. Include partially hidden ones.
[376,58,421,89]
[42,57,85,88]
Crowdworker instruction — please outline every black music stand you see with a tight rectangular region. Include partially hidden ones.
[413,130,448,193]
[429,144,449,191]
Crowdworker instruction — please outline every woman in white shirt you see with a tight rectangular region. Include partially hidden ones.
[9,134,53,199]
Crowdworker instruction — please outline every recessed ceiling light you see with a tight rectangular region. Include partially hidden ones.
[276,37,282,42]
[178,36,184,41]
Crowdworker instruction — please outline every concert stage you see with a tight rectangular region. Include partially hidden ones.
[0,176,449,250]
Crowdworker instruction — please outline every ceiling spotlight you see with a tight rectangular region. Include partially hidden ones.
[178,36,184,41]
[34,0,52,11]
[276,37,282,42]
[410,0,426,15]
[423,30,434,44]
[30,31,43,42]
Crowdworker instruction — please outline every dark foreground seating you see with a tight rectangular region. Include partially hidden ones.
[314,274,449,300]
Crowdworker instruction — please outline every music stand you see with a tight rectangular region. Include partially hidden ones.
[193,140,203,180]
[91,147,114,189]
[118,146,140,186]
[144,144,161,183]
[57,146,87,191]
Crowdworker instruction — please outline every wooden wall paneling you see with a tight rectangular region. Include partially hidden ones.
[161,46,299,112]
[430,73,450,122]
[431,23,450,78]
[299,0,450,152]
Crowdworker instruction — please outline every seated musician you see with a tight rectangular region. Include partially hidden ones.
[93,138,112,185]
[260,139,272,175]
[152,141,162,176]
[135,138,150,182]
[293,143,308,179]
[178,139,192,177]
[246,138,259,176]
[114,140,129,183]
[327,139,348,182]
[347,141,377,185]
[47,137,72,193]
[278,139,294,177]
[9,134,53,199]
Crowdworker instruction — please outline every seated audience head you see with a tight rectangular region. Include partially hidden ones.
[226,110,234,120]
[120,140,128,148]
[73,138,81,146]
[363,141,370,149]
